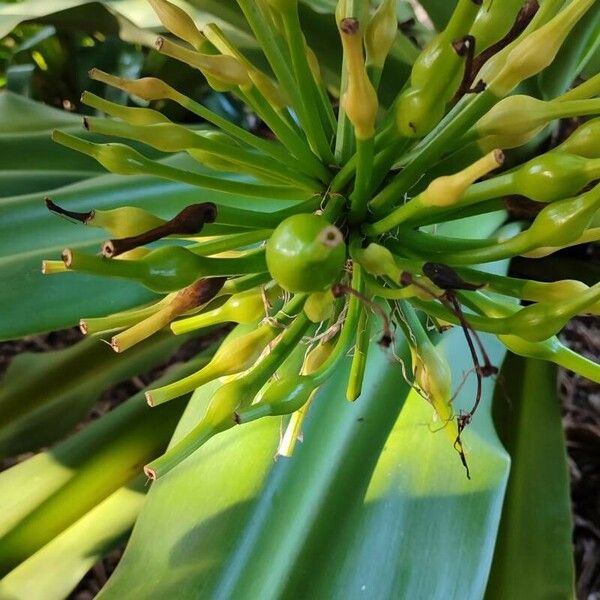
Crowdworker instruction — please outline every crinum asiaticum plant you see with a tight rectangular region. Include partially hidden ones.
[43,0,600,480]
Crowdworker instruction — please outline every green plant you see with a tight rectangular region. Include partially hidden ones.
[1,0,599,597]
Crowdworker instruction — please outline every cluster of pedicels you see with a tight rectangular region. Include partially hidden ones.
[43,0,600,479]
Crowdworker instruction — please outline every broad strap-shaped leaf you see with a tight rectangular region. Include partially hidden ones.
[0,92,102,181]
[417,0,456,30]
[0,91,82,133]
[302,332,508,600]
[0,478,146,600]
[95,335,413,599]
[99,324,509,599]
[538,1,600,99]
[0,126,101,177]
[0,356,207,577]
[0,170,98,197]
[0,92,164,179]
[486,355,575,600]
[0,332,191,457]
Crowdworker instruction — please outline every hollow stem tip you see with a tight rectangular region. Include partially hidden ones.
[143,465,157,481]
[79,319,89,335]
[41,260,68,274]
[62,248,76,268]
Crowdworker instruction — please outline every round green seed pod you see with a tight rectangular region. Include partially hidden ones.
[511,152,593,203]
[396,88,442,138]
[266,214,346,293]
[555,118,600,158]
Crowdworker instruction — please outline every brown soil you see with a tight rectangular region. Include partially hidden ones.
[560,317,600,600]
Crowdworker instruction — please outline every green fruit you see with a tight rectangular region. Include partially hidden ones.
[555,117,600,158]
[266,214,346,293]
[511,152,594,203]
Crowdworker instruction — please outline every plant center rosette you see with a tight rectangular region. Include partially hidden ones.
[42,0,600,480]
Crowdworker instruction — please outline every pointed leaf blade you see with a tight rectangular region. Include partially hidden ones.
[486,356,575,600]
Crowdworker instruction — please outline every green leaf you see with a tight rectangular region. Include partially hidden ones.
[0,126,102,175]
[0,355,202,577]
[0,478,146,600]
[0,0,255,49]
[99,323,509,599]
[537,2,600,99]
[0,170,97,197]
[95,340,412,598]
[0,92,165,178]
[417,0,457,30]
[0,332,192,457]
[486,355,575,600]
[303,338,508,600]
[0,90,81,132]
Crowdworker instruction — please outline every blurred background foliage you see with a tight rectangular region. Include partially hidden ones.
[0,0,427,123]
[0,18,247,126]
